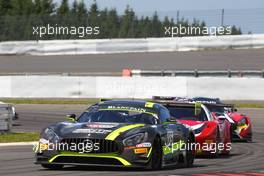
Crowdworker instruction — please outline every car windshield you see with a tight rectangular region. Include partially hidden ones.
[167,107,207,121]
[78,104,158,125]
[206,105,225,114]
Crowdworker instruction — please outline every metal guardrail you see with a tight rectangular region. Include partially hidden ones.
[0,72,121,77]
[0,70,264,78]
[131,70,264,78]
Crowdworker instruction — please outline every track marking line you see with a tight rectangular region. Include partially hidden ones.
[0,141,37,147]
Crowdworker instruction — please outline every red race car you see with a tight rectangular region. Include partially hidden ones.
[192,97,252,142]
[224,105,252,142]
[152,96,232,156]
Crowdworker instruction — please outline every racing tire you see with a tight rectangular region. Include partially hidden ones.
[247,132,253,143]
[41,164,64,170]
[150,137,162,170]
[185,134,195,167]
[214,129,221,158]
[223,127,233,156]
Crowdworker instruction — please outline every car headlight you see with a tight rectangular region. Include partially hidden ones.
[123,132,148,146]
[41,128,60,143]
[237,118,247,126]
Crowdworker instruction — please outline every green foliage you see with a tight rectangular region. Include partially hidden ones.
[33,0,55,15]
[57,0,70,15]
[0,0,242,41]
[0,0,12,16]
[231,25,242,35]
[0,132,39,143]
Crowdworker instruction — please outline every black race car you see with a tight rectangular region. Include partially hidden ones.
[34,100,195,170]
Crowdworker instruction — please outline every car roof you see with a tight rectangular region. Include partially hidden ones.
[152,96,234,108]
[152,100,198,108]
[97,100,162,109]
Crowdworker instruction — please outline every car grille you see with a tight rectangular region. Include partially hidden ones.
[60,138,119,153]
[52,156,123,166]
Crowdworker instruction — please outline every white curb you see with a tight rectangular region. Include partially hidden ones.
[0,141,37,147]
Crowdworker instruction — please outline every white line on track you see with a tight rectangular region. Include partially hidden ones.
[0,141,37,147]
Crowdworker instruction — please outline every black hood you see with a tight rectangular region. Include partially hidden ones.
[50,122,145,140]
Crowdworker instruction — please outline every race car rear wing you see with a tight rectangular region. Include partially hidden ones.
[152,96,192,102]
[152,96,235,108]
[151,99,202,115]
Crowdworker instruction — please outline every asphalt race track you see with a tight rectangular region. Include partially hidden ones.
[1,105,264,176]
[0,49,264,74]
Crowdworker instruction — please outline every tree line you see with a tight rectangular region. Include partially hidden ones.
[0,0,242,41]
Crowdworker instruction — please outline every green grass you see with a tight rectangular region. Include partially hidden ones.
[235,104,264,108]
[1,98,264,108]
[0,132,39,143]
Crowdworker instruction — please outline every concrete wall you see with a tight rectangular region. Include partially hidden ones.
[0,76,263,100]
[0,34,264,55]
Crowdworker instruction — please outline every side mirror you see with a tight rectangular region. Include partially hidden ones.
[66,114,76,122]
[233,108,238,112]
[217,116,226,123]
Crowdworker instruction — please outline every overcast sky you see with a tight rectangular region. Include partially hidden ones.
[54,0,264,34]
[55,0,264,12]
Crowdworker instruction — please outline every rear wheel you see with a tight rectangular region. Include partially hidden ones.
[223,127,232,155]
[214,129,221,157]
[41,164,64,170]
[247,132,253,142]
[150,137,162,170]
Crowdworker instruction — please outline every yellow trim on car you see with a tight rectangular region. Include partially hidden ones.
[147,147,152,158]
[105,124,145,141]
[48,153,131,166]
[145,102,154,108]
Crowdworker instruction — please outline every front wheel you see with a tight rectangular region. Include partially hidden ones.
[149,137,162,170]
[185,134,195,167]
[41,164,64,170]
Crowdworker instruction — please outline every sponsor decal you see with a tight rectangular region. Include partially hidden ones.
[195,100,217,104]
[165,130,174,148]
[73,128,112,134]
[136,142,152,148]
[105,105,147,113]
[86,123,118,129]
[134,148,148,154]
